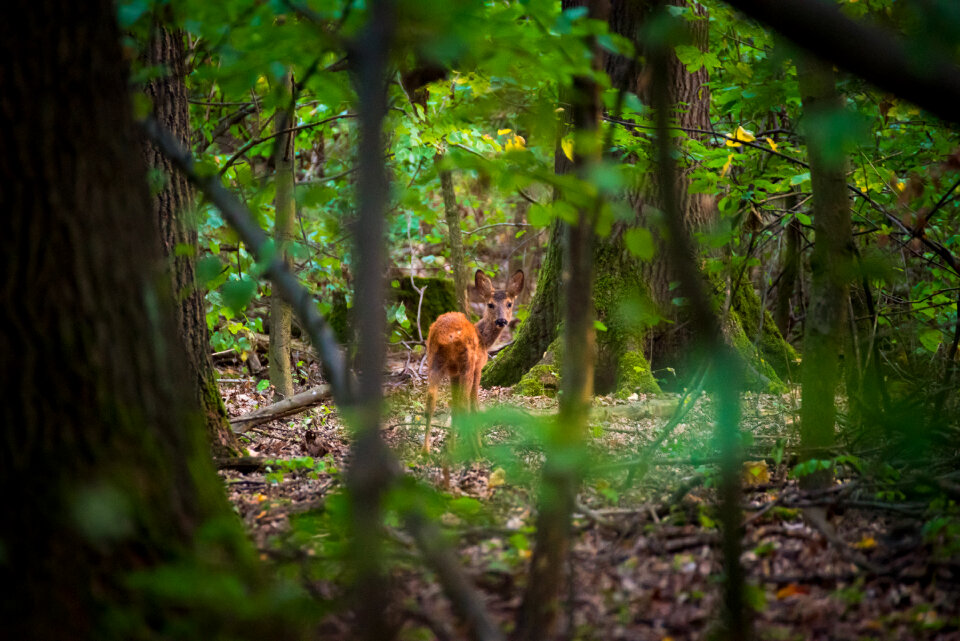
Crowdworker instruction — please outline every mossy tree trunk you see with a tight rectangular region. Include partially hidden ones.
[269,71,297,399]
[514,0,603,636]
[481,219,564,386]
[797,56,852,489]
[0,2,258,637]
[143,20,240,456]
[439,162,470,314]
[490,0,793,395]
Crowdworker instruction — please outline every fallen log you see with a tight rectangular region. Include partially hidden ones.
[230,384,331,433]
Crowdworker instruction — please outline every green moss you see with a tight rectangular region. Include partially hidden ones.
[513,337,562,397]
[728,311,789,394]
[514,363,560,397]
[616,350,662,398]
[732,283,800,382]
[394,276,459,331]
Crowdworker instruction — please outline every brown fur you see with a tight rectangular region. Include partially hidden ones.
[423,269,524,454]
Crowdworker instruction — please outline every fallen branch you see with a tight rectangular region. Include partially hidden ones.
[230,384,332,433]
[215,456,272,472]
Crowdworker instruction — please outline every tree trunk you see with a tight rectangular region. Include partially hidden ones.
[0,2,252,637]
[481,219,564,386]
[797,56,852,489]
[440,163,470,314]
[514,1,603,636]
[143,22,240,456]
[775,214,802,338]
[489,0,793,395]
[269,71,297,399]
[347,3,399,640]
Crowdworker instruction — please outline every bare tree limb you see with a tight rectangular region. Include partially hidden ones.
[230,384,331,433]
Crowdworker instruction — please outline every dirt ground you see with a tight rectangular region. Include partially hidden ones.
[217,355,960,641]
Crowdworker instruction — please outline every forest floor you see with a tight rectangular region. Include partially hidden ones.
[216,355,960,641]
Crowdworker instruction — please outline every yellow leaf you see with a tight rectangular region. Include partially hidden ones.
[741,460,770,486]
[725,138,742,148]
[505,134,526,152]
[852,535,877,549]
[765,137,778,152]
[497,128,512,136]
[561,137,574,161]
[256,493,268,503]
[895,180,905,192]
[721,153,734,177]
[239,351,249,362]
[488,467,507,488]
[255,510,268,520]
[735,125,756,143]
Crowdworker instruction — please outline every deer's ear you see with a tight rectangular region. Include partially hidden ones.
[475,270,494,297]
[507,270,525,297]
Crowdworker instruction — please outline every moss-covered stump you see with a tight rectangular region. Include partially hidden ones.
[514,337,563,397]
[616,350,661,398]
[394,276,459,333]
[732,282,800,383]
[727,310,789,394]
[511,334,661,399]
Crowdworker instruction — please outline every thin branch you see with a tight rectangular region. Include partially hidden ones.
[141,118,355,407]
[219,112,358,176]
[720,0,960,126]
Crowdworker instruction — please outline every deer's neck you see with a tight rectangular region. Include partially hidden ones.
[474,318,504,349]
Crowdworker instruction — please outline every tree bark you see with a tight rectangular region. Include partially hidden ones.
[490,0,793,395]
[514,2,603,638]
[143,21,240,456]
[440,163,470,314]
[774,214,802,338]
[481,219,564,386]
[0,2,249,637]
[269,71,297,399]
[797,56,852,490]
[348,3,399,640]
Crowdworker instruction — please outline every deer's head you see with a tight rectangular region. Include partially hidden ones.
[474,269,524,329]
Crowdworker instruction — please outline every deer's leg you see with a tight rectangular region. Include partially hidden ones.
[468,361,483,452]
[423,369,441,455]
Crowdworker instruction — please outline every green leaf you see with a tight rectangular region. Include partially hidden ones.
[919,328,942,353]
[256,379,270,392]
[197,256,223,285]
[222,278,257,312]
[789,172,811,186]
[624,227,654,260]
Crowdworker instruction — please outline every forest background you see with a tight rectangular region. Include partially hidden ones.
[4,0,960,639]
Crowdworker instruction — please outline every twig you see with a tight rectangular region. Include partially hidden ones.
[219,112,358,176]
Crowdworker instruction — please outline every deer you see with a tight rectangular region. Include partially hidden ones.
[422,269,524,455]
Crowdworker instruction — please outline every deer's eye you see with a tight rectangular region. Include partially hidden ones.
[507,302,512,308]
[488,303,494,309]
